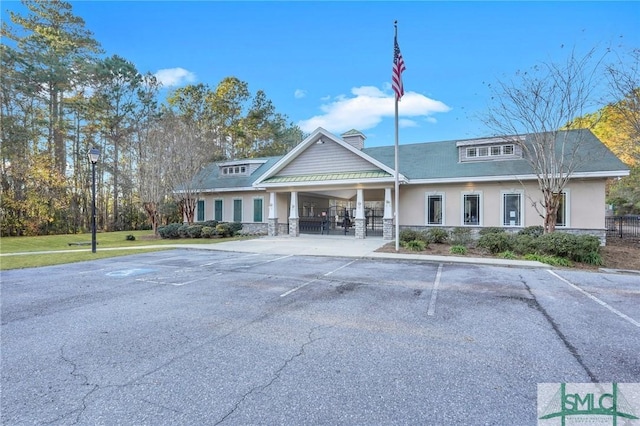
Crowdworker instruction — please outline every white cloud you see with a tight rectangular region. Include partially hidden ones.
[294,89,307,99]
[154,67,197,87]
[298,86,450,134]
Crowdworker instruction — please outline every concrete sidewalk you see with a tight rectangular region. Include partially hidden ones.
[173,234,550,269]
[1,234,549,269]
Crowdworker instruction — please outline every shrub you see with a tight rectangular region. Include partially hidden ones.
[201,220,219,228]
[403,239,427,251]
[478,227,505,236]
[158,223,182,239]
[449,245,467,255]
[449,227,473,246]
[512,234,538,255]
[178,224,190,238]
[536,232,576,258]
[201,226,216,238]
[477,232,514,254]
[571,235,602,264]
[125,234,136,241]
[229,222,243,235]
[518,226,544,238]
[186,225,203,238]
[400,229,430,244]
[400,229,420,244]
[427,228,448,244]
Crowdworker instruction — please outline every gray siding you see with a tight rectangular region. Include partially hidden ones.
[278,141,377,176]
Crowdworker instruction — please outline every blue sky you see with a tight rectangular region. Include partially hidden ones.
[2,1,639,147]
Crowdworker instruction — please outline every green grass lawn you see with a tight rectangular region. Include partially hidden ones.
[0,230,246,270]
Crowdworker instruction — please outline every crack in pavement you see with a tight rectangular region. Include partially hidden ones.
[214,324,327,425]
[44,346,100,425]
[518,275,598,383]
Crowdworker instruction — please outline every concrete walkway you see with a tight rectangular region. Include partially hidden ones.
[1,234,549,269]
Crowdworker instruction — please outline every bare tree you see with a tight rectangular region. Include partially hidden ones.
[483,48,606,233]
[606,47,640,160]
[156,110,209,225]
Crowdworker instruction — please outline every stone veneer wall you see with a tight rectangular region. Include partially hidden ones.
[238,223,268,236]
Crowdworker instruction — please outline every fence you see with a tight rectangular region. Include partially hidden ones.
[605,215,640,239]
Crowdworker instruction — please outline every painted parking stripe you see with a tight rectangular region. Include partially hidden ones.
[280,260,357,297]
[547,270,640,328]
[237,254,294,268]
[427,263,443,316]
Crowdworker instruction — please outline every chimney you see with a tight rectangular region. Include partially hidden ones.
[341,129,366,150]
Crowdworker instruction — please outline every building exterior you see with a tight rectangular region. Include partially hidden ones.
[189,127,629,242]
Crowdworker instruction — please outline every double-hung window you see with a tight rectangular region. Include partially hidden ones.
[233,199,243,222]
[214,199,223,222]
[426,194,444,225]
[462,193,482,225]
[253,198,263,222]
[197,200,205,222]
[502,192,522,227]
[555,192,568,227]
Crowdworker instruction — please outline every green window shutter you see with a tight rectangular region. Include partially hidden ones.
[253,198,263,222]
[197,200,205,222]
[233,199,242,222]
[214,200,222,221]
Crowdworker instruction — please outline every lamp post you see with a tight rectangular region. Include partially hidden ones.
[88,148,100,253]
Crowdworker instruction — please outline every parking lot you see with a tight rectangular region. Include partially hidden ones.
[2,248,639,425]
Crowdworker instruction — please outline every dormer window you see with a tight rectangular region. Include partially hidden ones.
[220,164,249,176]
[459,140,521,163]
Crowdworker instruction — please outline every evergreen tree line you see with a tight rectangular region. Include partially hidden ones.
[1,0,304,236]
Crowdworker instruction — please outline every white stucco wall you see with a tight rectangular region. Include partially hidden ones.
[399,178,607,230]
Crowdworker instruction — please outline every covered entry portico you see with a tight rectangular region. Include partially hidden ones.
[252,128,406,240]
[265,186,395,239]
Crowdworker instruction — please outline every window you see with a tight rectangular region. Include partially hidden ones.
[478,147,489,157]
[503,145,514,155]
[502,193,522,226]
[466,147,477,158]
[253,198,263,222]
[214,199,223,222]
[555,192,567,227]
[491,146,501,156]
[426,194,444,225]
[197,200,205,222]
[463,193,481,225]
[233,199,242,222]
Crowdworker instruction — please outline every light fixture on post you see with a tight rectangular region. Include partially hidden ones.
[88,148,100,253]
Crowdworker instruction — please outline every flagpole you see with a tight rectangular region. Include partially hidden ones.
[394,90,400,252]
[394,21,400,252]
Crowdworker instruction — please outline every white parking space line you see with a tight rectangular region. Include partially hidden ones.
[280,260,357,297]
[237,254,294,268]
[323,260,356,276]
[427,263,443,316]
[547,270,640,328]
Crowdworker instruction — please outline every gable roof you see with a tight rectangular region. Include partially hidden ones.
[191,128,629,192]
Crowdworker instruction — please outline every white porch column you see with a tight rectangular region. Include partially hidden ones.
[383,187,394,240]
[354,189,365,239]
[383,188,393,219]
[355,189,365,219]
[267,192,278,236]
[268,192,277,219]
[289,191,299,236]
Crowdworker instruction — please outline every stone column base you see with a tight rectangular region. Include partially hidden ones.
[383,218,394,240]
[268,218,278,236]
[354,218,365,239]
[289,218,299,237]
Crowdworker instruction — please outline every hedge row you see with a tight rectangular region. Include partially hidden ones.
[477,227,602,265]
[158,221,243,239]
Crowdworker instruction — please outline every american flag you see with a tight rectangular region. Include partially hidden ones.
[392,34,406,100]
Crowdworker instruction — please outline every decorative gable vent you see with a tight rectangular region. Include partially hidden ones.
[341,129,366,150]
